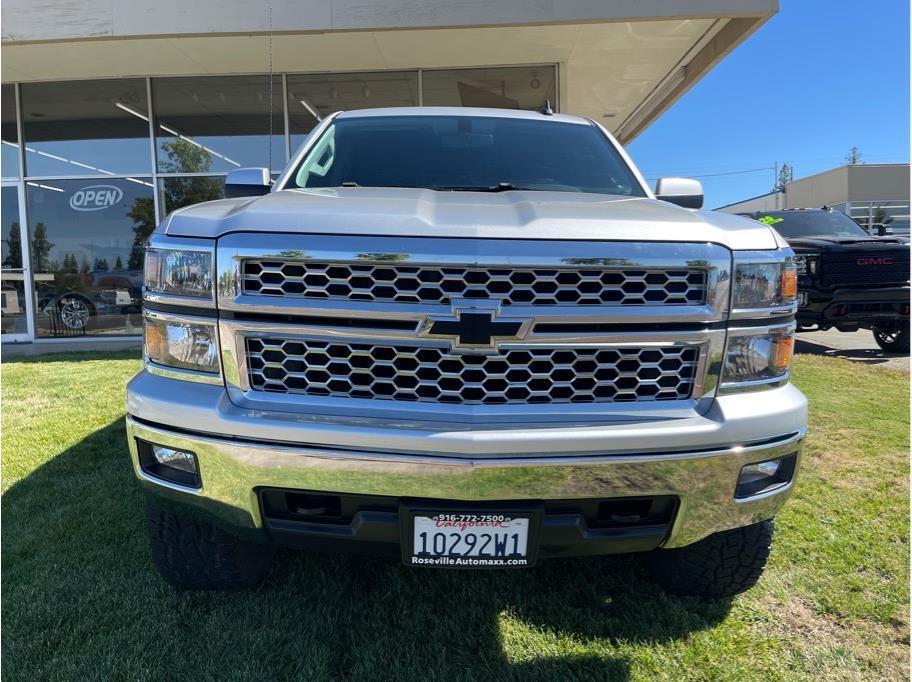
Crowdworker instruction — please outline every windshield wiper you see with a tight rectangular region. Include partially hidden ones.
[431,182,538,192]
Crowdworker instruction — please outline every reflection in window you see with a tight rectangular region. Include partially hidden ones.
[2,85,19,179]
[26,178,154,337]
[422,66,556,111]
[153,76,285,173]
[21,79,152,177]
[2,185,27,334]
[287,71,419,152]
[160,176,225,216]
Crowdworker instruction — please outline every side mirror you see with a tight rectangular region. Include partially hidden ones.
[225,167,271,198]
[655,177,704,209]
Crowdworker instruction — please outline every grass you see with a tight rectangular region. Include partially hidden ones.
[2,351,908,680]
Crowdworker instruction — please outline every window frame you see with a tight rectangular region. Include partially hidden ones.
[2,64,562,342]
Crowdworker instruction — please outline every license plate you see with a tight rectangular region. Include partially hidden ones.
[405,511,535,568]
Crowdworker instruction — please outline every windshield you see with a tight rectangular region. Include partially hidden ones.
[287,115,646,197]
[752,210,870,239]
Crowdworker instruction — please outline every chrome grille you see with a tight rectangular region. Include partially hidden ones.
[241,260,707,306]
[245,337,699,405]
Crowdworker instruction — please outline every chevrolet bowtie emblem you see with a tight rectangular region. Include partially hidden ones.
[428,312,523,346]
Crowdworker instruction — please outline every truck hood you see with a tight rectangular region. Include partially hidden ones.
[787,235,910,251]
[163,187,778,250]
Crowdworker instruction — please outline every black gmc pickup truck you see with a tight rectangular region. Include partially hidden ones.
[742,208,910,352]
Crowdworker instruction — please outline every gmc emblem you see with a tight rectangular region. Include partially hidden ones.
[856,257,894,266]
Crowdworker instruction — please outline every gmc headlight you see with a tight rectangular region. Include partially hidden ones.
[145,248,213,299]
[732,252,797,310]
[144,314,220,374]
[720,325,795,392]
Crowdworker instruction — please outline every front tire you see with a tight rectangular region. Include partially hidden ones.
[146,501,274,590]
[647,519,774,597]
[872,323,910,353]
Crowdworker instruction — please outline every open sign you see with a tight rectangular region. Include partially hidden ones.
[69,185,124,211]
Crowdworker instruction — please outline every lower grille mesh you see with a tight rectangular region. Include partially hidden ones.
[246,338,699,405]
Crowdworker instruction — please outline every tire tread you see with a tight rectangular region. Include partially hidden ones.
[146,502,273,590]
[647,520,774,597]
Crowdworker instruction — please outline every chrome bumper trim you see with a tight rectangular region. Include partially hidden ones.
[127,417,804,549]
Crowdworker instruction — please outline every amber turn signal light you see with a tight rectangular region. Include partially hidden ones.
[771,335,794,370]
[780,267,798,300]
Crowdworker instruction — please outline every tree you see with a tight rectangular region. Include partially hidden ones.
[94,257,110,272]
[846,146,862,164]
[773,163,793,193]
[30,222,54,273]
[114,255,124,271]
[3,221,22,269]
[128,138,223,270]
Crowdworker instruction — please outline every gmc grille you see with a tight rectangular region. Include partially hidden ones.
[821,251,910,287]
[241,260,707,306]
[245,337,699,405]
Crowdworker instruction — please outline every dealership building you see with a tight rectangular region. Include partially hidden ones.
[0,0,777,345]
[717,163,911,234]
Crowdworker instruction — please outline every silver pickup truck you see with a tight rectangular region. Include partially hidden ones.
[127,107,807,596]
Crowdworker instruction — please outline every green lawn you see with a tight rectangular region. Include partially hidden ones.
[2,351,908,681]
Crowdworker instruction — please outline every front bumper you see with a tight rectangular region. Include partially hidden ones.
[126,371,807,553]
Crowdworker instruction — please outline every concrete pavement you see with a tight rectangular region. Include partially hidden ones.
[796,328,909,371]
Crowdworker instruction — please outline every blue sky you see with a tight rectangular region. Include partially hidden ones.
[627,0,911,209]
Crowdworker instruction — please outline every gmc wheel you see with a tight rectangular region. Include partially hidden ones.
[872,323,910,353]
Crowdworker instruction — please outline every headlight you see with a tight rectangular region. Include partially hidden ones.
[144,314,219,374]
[145,248,213,299]
[731,252,797,310]
[793,255,819,277]
[720,325,795,391]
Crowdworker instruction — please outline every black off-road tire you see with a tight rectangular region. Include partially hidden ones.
[646,519,774,597]
[872,323,910,353]
[146,501,274,590]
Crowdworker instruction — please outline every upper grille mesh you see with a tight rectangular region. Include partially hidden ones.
[241,260,707,306]
[821,251,910,287]
[245,337,699,405]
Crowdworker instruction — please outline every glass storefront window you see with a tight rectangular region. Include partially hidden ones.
[2,185,28,335]
[26,178,154,337]
[287,71,419,152]
[422,66,556,111]
[159,176,225,216]
[21,79,151,177]
[2,85,19,179]
[153,76,285,174]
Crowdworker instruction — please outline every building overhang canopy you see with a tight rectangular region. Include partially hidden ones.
[1,1,776,143]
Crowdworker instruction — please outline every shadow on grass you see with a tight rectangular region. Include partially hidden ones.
[795,338,906,366]
[3,419,732,680]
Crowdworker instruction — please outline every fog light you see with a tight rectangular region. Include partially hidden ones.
[137,439,200,488]
[797,291,808,307]
[735,453,798,499]
[152,446,197,474]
